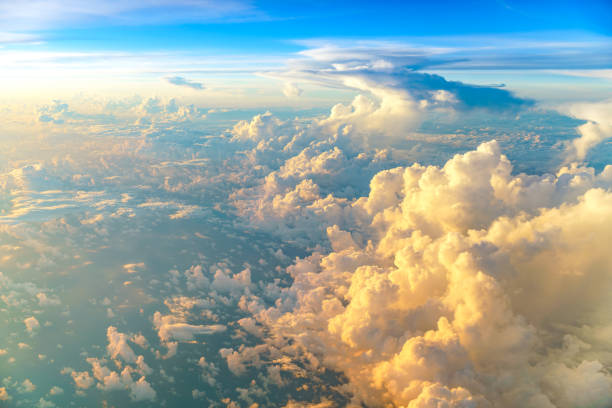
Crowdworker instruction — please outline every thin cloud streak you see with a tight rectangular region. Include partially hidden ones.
[164,76,205,90]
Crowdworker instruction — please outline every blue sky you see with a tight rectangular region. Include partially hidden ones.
[2,0,610,56]
[1,0,610,105]
[6,1,612,40]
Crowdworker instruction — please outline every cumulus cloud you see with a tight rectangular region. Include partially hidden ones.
[24,316,40,333]
[561,99,612,162]
[128,376,156,402]
[18,379,36,393]
[282,82,303,98]
[84,355,156,401]
[71,371,94,389]
[165,76,205,90]
[1,51,610,407]
[266,42,533,135]
[236,141,612,407]
[49,385,63,395]
[107,326,138,363]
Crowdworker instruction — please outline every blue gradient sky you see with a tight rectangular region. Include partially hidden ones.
[1,0,610,104]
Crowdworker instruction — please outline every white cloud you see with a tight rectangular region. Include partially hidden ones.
[36,398,56,408]
[242,141,612,407]
[49,385,63,395]
[282,82,303,98]
[107,326,138,363]
[129,376,156,402]
[71,371,94,389]
[561,99,612,162]
[153,311,226,343]
[24,316,40,333]
[123,262,145,274]
[36,292,61,306]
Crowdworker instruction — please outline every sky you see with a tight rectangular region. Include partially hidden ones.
[1,0,611,101]
[1,1,612,408]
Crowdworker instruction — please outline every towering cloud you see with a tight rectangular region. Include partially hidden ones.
[562,99,612,162]
[235,140,612,407]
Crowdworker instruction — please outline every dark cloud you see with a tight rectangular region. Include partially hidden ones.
[164,76,205,90]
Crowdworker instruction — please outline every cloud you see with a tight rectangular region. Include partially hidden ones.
[129,376,156,402]
[269,50,532,117]
[0,0,262,30]
[49,386,63,395]
[107,326,138,363]
[165,76,205,90]
[24,316,40,333]
[153,311,226,343]
[123,262,145,274]
[0,70,610,407]
[294,34,612,71]
[35,398,56,408]
[71,371,94,389]
[18,379,36,393]
[0,31,40,44]
[282,82,303,98]
[560,99,612,162]
[241,141,612,407]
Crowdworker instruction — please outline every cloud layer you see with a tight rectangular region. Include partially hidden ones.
[0,46,611,406]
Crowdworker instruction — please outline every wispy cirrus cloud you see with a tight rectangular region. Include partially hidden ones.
[0,32,42,45]
[294,33,612,70]
[0,0,264,30]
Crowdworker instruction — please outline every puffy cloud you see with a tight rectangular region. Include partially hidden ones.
[184,265,210,291]
[71,371,94,389]
[49,385,63,395]
[243,141,612,407]
[107,326,138,363]
[36,398,56,408]
[283,82,303,98]
[283,401,335,408]
[198,356,220,386]
[317,89,421,143]
[128,376,156,402]
[24,316,40,333]
[211,267,252,295]
[133,97,207,125]
[0,61,610,408]
[36,292,61,306]
[561,99,612,161]
[230,111,285,143]
[18,379,36,393]
[267,43,534,143]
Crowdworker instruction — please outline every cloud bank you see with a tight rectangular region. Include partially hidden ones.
[1,42,611,406]
[235,141,612,407]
